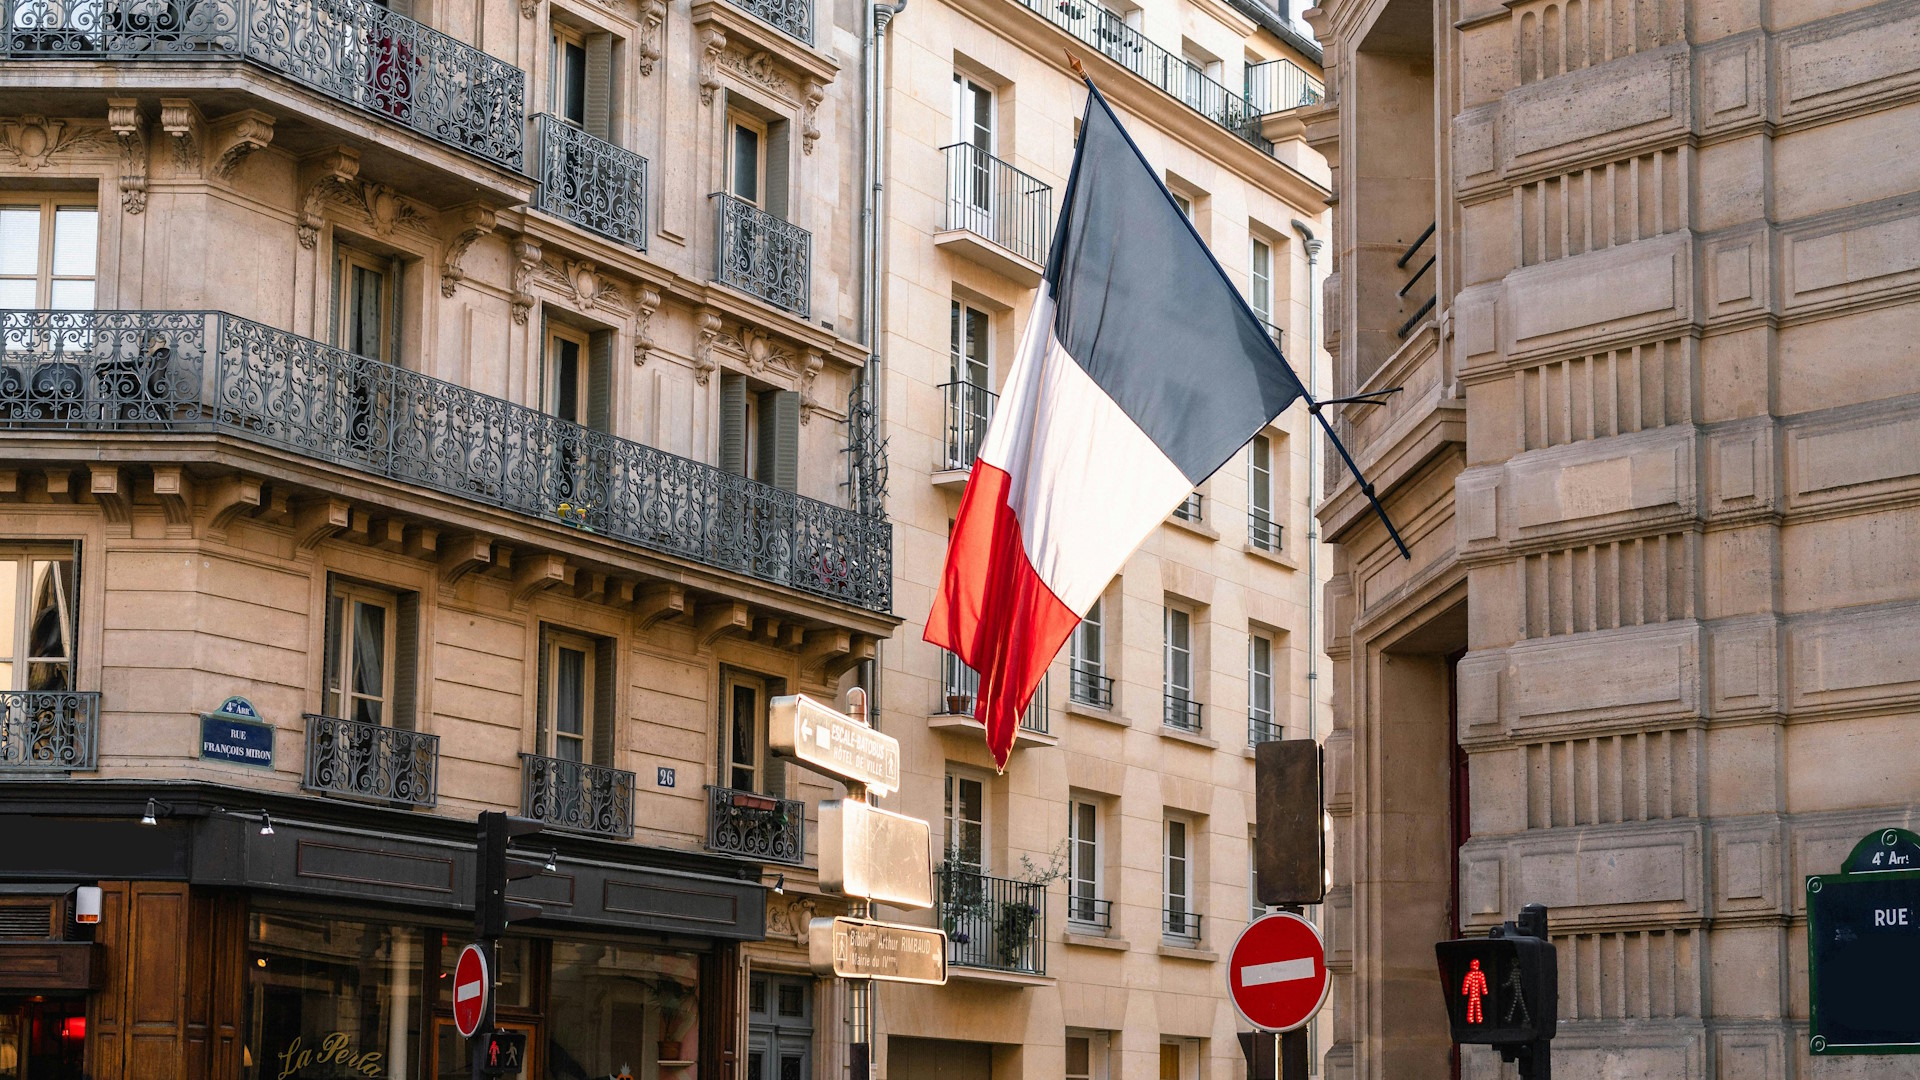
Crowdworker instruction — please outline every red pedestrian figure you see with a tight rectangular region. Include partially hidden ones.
[1461,959,1490,1024]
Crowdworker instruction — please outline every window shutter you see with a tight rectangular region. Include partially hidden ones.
[392,592,419,731]
[535,624,552,757]
[321,575,342,717]
[765,121,790,220]
[587,329,613,432]
[719,373,747,474]
[592,636,616,766]
[388,256,405,366]
[328,253,342,348]
[383,0,414,15]
[755,389,799,492]
[585,33,613,142]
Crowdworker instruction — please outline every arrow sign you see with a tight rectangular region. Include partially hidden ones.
[1228,911,1329,1033]
[452,943,489,1038]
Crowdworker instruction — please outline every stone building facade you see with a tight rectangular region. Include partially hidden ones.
[1300,0,1920,1074]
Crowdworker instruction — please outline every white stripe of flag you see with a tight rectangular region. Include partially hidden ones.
[1240,958,1315,987]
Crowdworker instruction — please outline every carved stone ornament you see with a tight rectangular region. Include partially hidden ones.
[208,110,274,181]
[158,98,202,172]
[638,0,667,76]
[632,287,663,365]
[719,48,798,102]
[440,206,498,298]
[297,148,361,250]
[692,308,722,384]
[698,27,727,106]
[764,896,818,944]
[0,116,115,173]
[511,239,543,325]
[536,258,633,316]
[106,99,148,214]
[519,0,538,16]
[799,350,826,424]
[802,80,824,154]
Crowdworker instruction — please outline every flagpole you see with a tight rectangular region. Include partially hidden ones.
[1306,399,1411,560]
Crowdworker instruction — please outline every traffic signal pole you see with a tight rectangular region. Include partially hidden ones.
[845,688,873,1080]
[1504,905,1549,1080]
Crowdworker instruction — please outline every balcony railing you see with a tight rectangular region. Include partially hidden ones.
[723,0,812,44]
[712,192,811,318]
[1173,492,1203,523]
[937,650,1048,736]
[1244,57,1325,115]
[533,114,647,251]
[1011,0,1270,152]
[1248,711,1282,746]
[1249,511,1283,552]
[302,713,439,806]
[1068,666,1113,709]
[705,785,805,865]
[2,0,526,170]
[940,143,1053,267]
[0,310,891,613]
[1163,692,1202,733]
[1164,908,1202,941]
[521,753,635,839]
[938,865,1046,975]
[1397,222,1438,339]
[1066,894,1112,930]
[940,380,995,472]
[0,690,99,771]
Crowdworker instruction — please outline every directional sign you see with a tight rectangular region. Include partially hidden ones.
[452,943,490,1038]
[1809,829,1920,1056]
[1228,911,1329,1033]
[808,916,948,985]
[821,798,934,909]
[770,695,901,797]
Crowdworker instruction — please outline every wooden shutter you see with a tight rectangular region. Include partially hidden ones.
[592,636,616,766]
[585,33,613,142]
[535,624,552,757]
[587,329,613,432]
[719,373,747,475]
[392,592,419,731]
[320,575,342,717]
[757,389,799,492]
[765,120,790,220]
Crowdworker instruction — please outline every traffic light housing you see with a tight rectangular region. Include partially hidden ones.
[475,811,546,938]
[471,1029,528,1077]
[1435,910,1558,1047]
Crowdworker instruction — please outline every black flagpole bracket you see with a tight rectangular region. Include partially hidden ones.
[1307,387,1402,414]
[1304,392,1413,561]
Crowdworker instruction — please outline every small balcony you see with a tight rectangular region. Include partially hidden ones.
[1163,692,1202,734]
[521,753,636,839]
[929,650,1050,744]
[1244,57,1325,116]
[712,192,811,318]
[1172,492,1203,523]
[302,713,439,807]
[937,144,1052,283]
[1,0,526,170]
[1248,511,1283,553]
[1164,907,1202,943]
[1248,710,1282,746]
[0,310,891,613]
[532,114,648,251]
[705,784,805,866]
[1068,666,1113,710]
[938,865,1046,976]
[0,690,99,772]
[722,0,813,45]
[1066,894,1112,932]
[937,380,995,477]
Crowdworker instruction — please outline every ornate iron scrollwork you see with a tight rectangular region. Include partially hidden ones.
[522,753,636,838]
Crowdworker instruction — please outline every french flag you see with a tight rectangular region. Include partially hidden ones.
[926,82,1310,769]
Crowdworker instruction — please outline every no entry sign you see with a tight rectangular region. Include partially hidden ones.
[453,943,490,1038]
[1229,911,1330,1032]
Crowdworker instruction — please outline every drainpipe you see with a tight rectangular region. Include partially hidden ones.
[1291,219,1321,742]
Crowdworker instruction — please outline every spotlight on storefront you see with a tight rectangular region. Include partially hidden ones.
[772,873,786,895]
[141,798,159,826]
[259,812,274,837]
[545,848,558,873]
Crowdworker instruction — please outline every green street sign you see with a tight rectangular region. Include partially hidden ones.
[1807,828,1920,1055]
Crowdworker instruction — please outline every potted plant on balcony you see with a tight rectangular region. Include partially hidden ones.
[945,691,973,716]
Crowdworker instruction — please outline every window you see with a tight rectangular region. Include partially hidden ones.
[323,581,401,727]
[747,974,811,1080]
[723,671,776,794]
[719,374,800,492]
[332,244,399,364]
[1249,433,1280,551]
[1249,237,1273,325]
[729,113,767,207]
[1171,191,1192,219]
[1069,597,1107,706]
[545,323,589,425]
[950,301,990,389]
[0,198,96,309]
[1249,630,1276,743]
[1068,799,1102,926]
[1067,1031,1111,1080]
[0,549,77,691]
[552,29,588,125]
[1164,816,1195,940]
[952,74,994,216]
[1249,833,1267,921]
[944,768,987,873]
[551,941,700,1078]
[246,912,422,1080]
[538,628,610,763]
[1163,605,1192,707]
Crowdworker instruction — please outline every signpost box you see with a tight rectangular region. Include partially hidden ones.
[1808,828,1920,1056]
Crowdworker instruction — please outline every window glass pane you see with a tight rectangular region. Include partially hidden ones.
[777,983,805,1018]
[563,41,587,125]
[247,912,422,1080]
[730,683,758,790]
[0,560,16,682]
[548,941,699,1079]
[51,208,96,277]
[1067,1036,1091,1078]
[733,126,760,203]
[24,558,72,692]
[553,338,581,422]
[962,307,989,386]
[0,208,38,277]
[351,599,386,718]
[0,279,35,308]
[48,279,93,310]
[555,645,586,761]
[348,264,385,359]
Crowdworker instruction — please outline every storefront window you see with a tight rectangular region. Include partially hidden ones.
[547,942,700,1080]
[246,911,423,1080]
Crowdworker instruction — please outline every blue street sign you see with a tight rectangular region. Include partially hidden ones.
[200,714,274,768]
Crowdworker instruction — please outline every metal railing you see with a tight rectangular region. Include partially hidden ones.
[1249,511,1283,552]
[1069,667,1113,709]
[0,311,891,612]
[0,691,99,771]
[937,650,1048,736]
[302,713,439,806]
[1173,492,1203,522]
[1244,57,1325,115]
[521,753,635,839]
[2,0,525,170]
[1397,221,1437,339]
[1248,711,1282,746]
[940,143,1053,267]
[712,192,811,318]
[722,0,812,44]
[1165,908,1202,941]
[1163,692,1202,733]
[1010,0,1270,152]
[705,785,805,865]
[533,114,647,251]
[938,865,1046,975]
[940,380,995,472]
[1066,894,1112,930]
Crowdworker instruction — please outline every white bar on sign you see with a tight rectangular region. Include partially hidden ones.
[1241,958,1315,987]
[456,982,481,1003]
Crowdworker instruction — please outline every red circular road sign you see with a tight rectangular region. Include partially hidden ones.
[453,943,490,1038]
[1228,911,1330,1032]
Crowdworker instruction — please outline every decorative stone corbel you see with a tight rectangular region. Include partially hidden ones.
[438,533,494,587]
[638,0,667,76]
[633,582,685,630]
[697,601,751,648]
[632,286,662,366]
[158,98,202,172]
[510,238,542,324]
[207,109,274,181]
[512,552,572,605]
[150,466,194,531]
[799,350,825,424]
[699,27,727,105]
[297,147,360,249]
[88,467,131,533]
[204,474,263,537]
[802,79,824,155]
[519,0,539,16]
[692,307,722,384]
[293,498,351,552]
[440,206,497,298]
[107,98,148,214]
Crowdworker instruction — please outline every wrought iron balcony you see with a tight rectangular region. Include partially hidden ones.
[2,0,526,170]
[521,753,635,839]
[1244,57,1325,115]
[1010,0,1270,152]
[1173,492,1203,523]
[940,144,1053,267]
[705,785,805,866]
[1066,894,1111,930]
[1164,908,1202,941]
[712,193,811,318]
[533,114,647,251]
[938,865,1046,975]
[723,0,812,44]
[1248,710,1282,746]
[1163,692,1202,733]
[0,690,99,771]
[936,649,1048,737]
[0,310,891,613]
[1248,511,1283,552]
[1068,666,1112,709]
[302,713,438,806]
[939,380,995,473]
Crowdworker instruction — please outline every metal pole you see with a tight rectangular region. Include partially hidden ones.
[846,689,874,1080]
[1278,904,1310,1080]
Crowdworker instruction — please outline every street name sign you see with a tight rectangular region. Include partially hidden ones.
[1228,911,1330,1033]
[808,916,948,985]
[821,798,934,909]
[770,695,900,797]
[452,943,489,1038]
[1808,828,1920,1056]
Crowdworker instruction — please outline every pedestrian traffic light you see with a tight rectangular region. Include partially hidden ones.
[1435,905,1557,1048]
[471,1029,527,1077]
[475,811,546,938]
